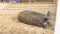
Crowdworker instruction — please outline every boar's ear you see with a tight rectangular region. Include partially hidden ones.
[47,11,51,16]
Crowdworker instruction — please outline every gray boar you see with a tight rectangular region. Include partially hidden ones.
[18,11,52,28]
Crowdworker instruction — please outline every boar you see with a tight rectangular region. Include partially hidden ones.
[18,10,52,28]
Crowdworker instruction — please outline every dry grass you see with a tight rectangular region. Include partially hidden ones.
[0,3,57,34]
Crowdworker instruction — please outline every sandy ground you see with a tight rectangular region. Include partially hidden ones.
[0,3,57,34]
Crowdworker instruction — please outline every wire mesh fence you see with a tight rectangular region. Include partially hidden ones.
[0,0,54,3]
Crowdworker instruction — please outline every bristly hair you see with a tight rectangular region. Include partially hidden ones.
[47,11,51,16]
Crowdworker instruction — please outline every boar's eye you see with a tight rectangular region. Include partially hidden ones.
[44,18,48,21]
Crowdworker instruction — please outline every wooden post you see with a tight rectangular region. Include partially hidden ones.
[29,0,31,4]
